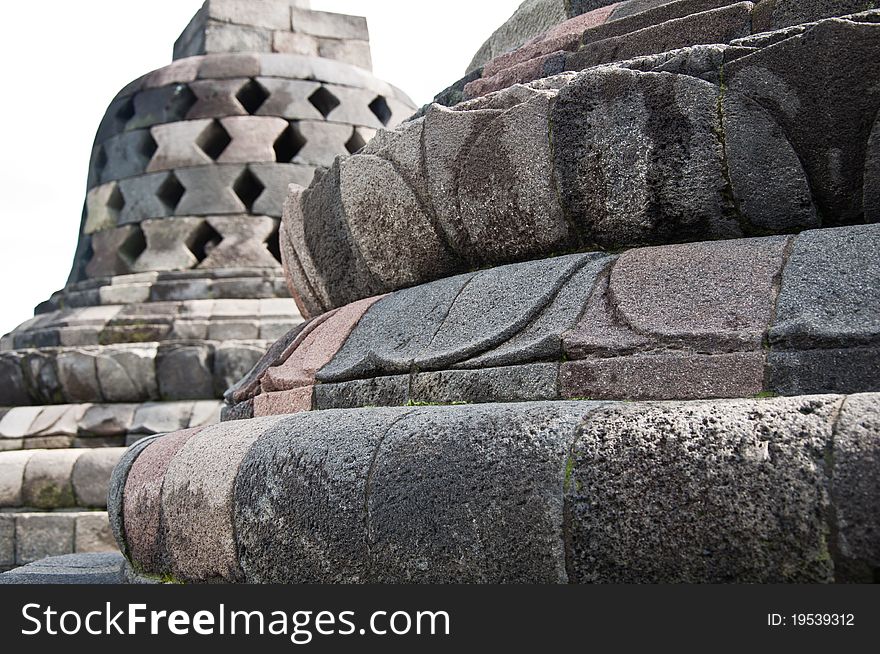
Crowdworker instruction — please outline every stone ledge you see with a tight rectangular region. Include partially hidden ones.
[110,395,880,583]
[227,226,879,413]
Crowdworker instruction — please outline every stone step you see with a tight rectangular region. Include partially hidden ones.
[0,400,221,451]
[0,552,125,583]
[227,224,879,417]
[1,512,116,571]
[109,395,880,583]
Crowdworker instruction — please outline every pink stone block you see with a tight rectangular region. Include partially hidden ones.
[260,295,384,392]
[253,388,314,416]
[465,52,566,100]
[482,3,620,78]
[123,427,203,572]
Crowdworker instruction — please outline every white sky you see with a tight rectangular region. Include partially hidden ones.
[0,0,522,337]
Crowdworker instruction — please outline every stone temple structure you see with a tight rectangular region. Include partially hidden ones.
[2,0,879,583]
[0,0,414,572]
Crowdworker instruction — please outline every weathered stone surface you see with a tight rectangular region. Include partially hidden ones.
[235,409,406,583]
[0,515,13,567]
[108,434,161,558]
[132,217,204,272]
[85,182,123,234]
[72,448,125,508]
[565,396,841,582]
[124,428,202,571]
[156,344,214,400]
[455,93,575,262]
[80,404,137,436]
[22,450,83,509]
[770,225,880,349]
[187,78,250,118]
[459,254,609,368]
[567,2,754,70]
[566,237,786,355]
[128,85,197,131]
[118,173,181,224]
[96,345,159,402]
[253,388,313,415]
[74,513,116,554]
[174,166,250,215]
[561,352,765,400]
[261,295,381,392]
[725,18,880,224]
[752,0,869,31]
[86,226,144,278]
[15,514,76,564]
[131,401,194,435]
[412,363,560,405]
[100,130,159,182]
[0,450,34,507]
[214,342,267,395]
[56,350,102,402]
[217,116,288,163]
[290,8,368,41]
[767,347,880,396]
[320,255,594,381]
[585,0,739,46]
[367,403,591,582]
[148,119,215,171]
[0,552,124,584]
[200,215,279,269]
[313,375,410,410]
[832,393,880,581]
[552,67,812,248]
[162,417,283,581]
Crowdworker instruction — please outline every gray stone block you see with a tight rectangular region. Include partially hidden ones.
[217,116,288,164]
[75,513,117,554]
[99,130,157,182]
[586,0,742,45]
[235,409,404,582]
[22,450,83,509]
[366,403,591,582]
[767,347,880,396]
[832,393,880,581]
[174,165,250,215]
[562,352,766,400]
[72,449,125,508]
[15,514,76,565]
[752,0,869,31]
[552,66,812,248]
[79,404,137,436]
[771,225,880,349]
[291,8,369,41]
[127,85,197,131]
[118,172,183,224]
[214,343,267,396]
[0,552,125,585]
[187,78,251,119]
[725,18,880,224]
[96,345,159,403]
[250,163,316,216]
[132,217,204,272]
[412,363,561,405]
[565,395,842,582]
[148,119,215,171]
[567,2,754,70]
[313,375,410,410]
[317,38,372,70]
[0,450,34,507]
[157,344,215,400]
[164,417,283,581]
[0,515,13,567]
[255,78,323,119]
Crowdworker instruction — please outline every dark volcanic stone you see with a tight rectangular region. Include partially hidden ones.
[565,396,841,582]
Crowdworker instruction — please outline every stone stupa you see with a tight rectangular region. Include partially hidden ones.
[0,0,415,571]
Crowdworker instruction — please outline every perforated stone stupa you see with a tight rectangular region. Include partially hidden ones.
[0,0,414,571]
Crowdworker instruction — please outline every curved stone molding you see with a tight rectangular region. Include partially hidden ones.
[230,225,880,416]
[0,448,123,509]
[284,16,879,313]
[0,401,221,451]
[110,395,880,583]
